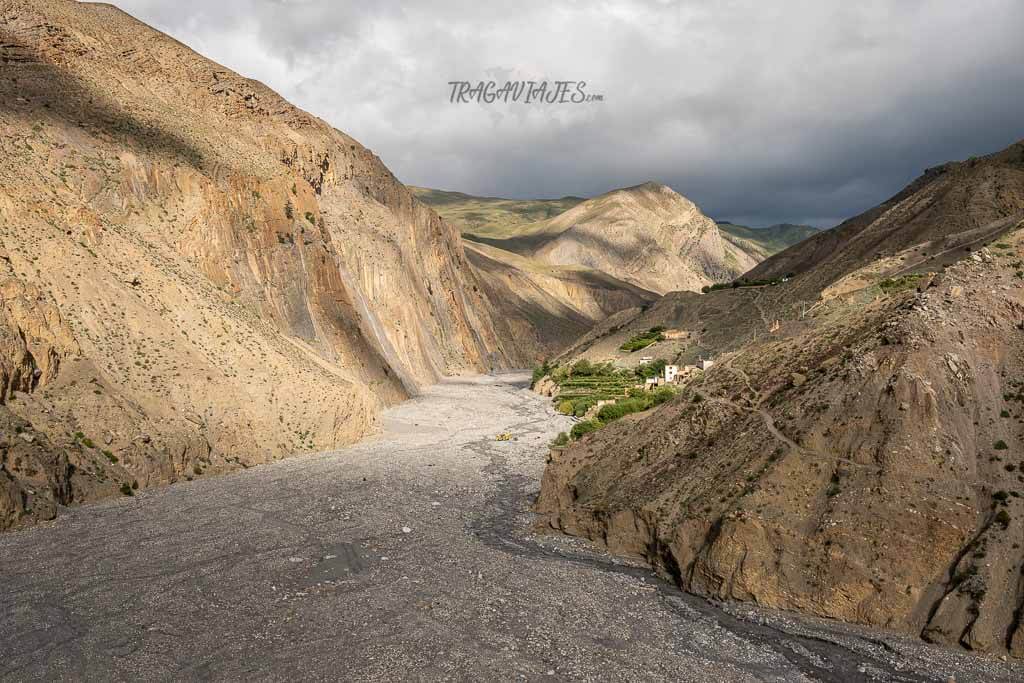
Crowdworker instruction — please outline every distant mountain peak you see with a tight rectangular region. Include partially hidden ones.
[414,184,822,294]
[609,180,675,196]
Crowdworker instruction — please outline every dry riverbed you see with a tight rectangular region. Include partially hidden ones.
[1,373,1020,681]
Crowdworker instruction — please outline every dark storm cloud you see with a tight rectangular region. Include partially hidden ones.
[111,1,1024,227]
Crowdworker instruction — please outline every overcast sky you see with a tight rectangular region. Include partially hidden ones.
[110,1,1024,227]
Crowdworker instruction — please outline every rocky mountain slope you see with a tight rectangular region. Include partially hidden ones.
[536,140,1024,655]
[514,182,760,295]
[417,183,810,296]
[0,0,553,530]
[408,186,673,329]
[747,141,1024,297]
[554,142,1024,369]
[464,242,657,356]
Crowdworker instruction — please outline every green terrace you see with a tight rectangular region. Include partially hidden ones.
[701,275,793,293]
[532,358,678,430]
[619,326,666,352]
[550,385,678,446]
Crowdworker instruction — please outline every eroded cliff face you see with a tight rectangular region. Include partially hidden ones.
[537,233,1024,654]
[0,0,529,529]
[0,408,70,530]
[464,241,658,356]
[0,268,76,528]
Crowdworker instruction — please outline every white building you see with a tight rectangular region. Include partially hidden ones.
[639,356,654,365]
[697,358,715,371]
[664,364,679,383]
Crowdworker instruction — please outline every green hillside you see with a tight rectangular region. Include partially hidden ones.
[409,186,584,238]
[717,222,822,260]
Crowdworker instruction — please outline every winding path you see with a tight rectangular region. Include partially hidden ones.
[0,374,1018,681]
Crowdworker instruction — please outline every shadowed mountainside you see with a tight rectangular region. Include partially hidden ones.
[464,241,658,355]
[747,141,1024,297]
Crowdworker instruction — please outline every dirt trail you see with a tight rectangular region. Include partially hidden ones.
[0,374,1018,681]
[712,360,992,490]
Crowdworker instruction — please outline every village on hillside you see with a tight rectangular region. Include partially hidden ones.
[636,354,715,388]
[531,327,718,445]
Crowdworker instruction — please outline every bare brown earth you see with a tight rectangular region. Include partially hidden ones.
[0,0,568,530]
[537,141,1024,655]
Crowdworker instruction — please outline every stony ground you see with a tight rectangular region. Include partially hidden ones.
[1,373,1021,682]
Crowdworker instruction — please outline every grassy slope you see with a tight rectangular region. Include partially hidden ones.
[717,222,822,260]
[409,187,584,239]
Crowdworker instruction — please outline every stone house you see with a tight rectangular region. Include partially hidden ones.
[664,364,679,383]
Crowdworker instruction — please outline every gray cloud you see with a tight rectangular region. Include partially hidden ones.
[111,0,1024,227]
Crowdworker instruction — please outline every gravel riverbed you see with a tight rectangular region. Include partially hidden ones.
[1,373,1020,681]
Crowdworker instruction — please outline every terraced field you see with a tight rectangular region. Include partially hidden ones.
[556,374,636,402]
